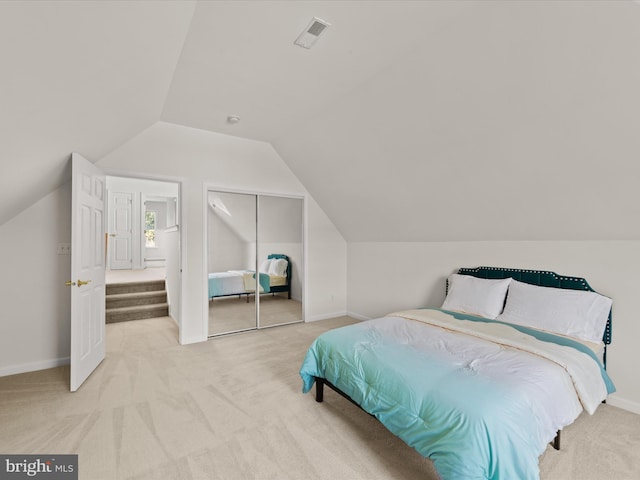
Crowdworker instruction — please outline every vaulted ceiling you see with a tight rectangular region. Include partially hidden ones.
[2,1,640,241]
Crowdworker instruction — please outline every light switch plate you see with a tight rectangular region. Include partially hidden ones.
[57,243,71,255]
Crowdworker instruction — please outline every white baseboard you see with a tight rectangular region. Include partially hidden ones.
[145,259,166,268]
[0,357,70,378]
[306,311,348,322]
[346,311,371,322]
[607,395,640,415]
[306,311,370,322]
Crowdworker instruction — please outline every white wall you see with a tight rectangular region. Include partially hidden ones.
[165,228,181,322]
[99,121,347,343]
[107,176,179,199]
[347,241,640,414]
[0,183,72,376]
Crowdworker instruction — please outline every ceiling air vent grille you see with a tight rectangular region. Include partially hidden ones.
[294,17,331,49]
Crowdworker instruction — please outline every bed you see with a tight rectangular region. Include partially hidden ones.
[299,267,615,480]
[208,253,291,300]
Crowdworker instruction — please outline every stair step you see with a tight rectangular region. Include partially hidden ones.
[106,290,167,309]
[106,303,169,323]
[106,280,166,295]
[105,279,168,323]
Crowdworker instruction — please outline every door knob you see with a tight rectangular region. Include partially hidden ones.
[65,281,76,286]
[109,233,116,237]
[77,279,91,287]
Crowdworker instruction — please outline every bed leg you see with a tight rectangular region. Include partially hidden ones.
[315,377,324,403]
[552,430,561,450]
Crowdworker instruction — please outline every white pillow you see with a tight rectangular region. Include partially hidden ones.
[441,274,511,319]
[496,279,612,343]
[268,258,288,277]
[259,259,272,274]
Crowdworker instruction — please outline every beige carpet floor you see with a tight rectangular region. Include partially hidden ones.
[1,316,639,480]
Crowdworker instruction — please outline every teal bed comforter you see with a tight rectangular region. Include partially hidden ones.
[299,308,614,480]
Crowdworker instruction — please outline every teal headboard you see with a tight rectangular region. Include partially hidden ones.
[457,266,612,352]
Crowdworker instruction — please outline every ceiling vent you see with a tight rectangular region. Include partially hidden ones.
[294,17,331,49]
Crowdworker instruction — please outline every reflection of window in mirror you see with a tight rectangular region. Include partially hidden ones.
[145,210,157,248]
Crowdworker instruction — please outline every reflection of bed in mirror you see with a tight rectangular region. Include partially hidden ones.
[208,254,291,300]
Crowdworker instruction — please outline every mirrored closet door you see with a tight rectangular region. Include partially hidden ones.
[207,190,303,336]
[257,195,304,328]
[207,191,257,335]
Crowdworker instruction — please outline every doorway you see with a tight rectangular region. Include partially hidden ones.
[69,156,185,391]
[105,176,182,325]
[206,190,304,336]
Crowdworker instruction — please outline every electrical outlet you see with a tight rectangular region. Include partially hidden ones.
[57,243,71,255]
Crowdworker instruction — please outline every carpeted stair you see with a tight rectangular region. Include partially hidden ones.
[106,280,169,323]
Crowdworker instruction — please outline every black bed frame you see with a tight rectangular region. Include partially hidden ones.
[313,266,613,453]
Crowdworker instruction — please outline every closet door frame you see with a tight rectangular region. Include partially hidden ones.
[203,185,306,337]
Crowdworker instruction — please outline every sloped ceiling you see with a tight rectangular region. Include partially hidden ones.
[3,1,640,242]
[161,1,466,142]
[0,0,196,226]
[268,1,640,242]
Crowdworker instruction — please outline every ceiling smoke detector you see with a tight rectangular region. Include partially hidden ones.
[294,17,331,49]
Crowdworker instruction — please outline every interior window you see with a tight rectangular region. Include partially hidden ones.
[145,210,157,248]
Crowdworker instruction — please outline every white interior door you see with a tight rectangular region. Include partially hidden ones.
[70,152,106,392]
[108,191,133,269]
